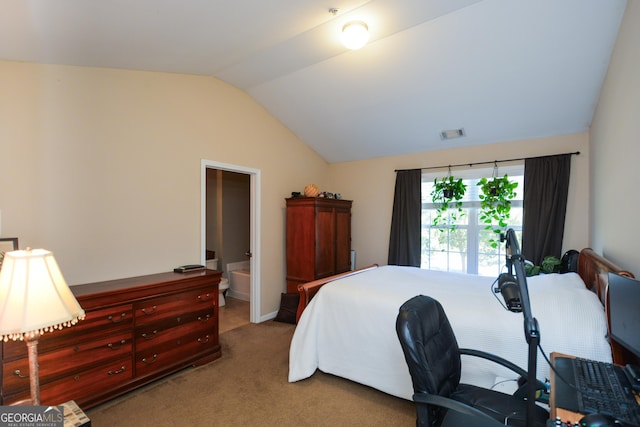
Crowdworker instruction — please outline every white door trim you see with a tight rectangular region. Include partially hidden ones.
[201,159,261,324]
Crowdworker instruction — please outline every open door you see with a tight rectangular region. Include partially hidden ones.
[201,159,261,324]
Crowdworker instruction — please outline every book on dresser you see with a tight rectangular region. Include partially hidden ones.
[0,269,222,409]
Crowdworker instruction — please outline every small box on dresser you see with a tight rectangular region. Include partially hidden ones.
[0,269,221,409]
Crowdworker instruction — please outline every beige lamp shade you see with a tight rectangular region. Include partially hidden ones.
[0,248,85,342]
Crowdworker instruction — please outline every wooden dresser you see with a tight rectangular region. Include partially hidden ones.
[1,269,221,408]
[285,197,352,293]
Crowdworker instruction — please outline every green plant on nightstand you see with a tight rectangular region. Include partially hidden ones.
[525,256,561,276]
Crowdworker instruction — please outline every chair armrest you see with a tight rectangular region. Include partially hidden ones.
[413,392,504,427]
[459,348,546,393]
[459,348,528,377]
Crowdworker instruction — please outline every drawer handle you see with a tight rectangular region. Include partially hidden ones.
[108,366,127,375]
[142,354,158,364]
[198,314,211,322]
[197,293,211,302]
[141,305,157,315]
[141,330,158,340]
[13,369,29,379]
[108,313,127,323]
[198,335,210,344]
[108,339,127,350]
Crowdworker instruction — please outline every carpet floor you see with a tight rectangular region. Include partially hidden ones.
[86,320,415,426]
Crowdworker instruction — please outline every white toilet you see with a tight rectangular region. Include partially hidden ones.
[205,258,230,307]
[218,277,229,306]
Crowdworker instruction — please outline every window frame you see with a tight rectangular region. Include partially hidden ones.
[421,164,524,276]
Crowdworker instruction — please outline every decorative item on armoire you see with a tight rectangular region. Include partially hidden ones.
[303,183,319,197]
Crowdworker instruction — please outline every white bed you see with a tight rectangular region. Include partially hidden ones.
[288,265,613,400]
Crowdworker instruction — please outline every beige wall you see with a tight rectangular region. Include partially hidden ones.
[0,61,329,317]
[1,1,637,321]
[590,1,640,273]
[328,133,589,269]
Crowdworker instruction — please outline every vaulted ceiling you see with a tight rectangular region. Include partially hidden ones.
[0,0,627,162]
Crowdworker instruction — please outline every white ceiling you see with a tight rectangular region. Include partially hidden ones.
[0,0,627,163]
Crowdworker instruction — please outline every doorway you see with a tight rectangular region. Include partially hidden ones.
[201,160,261,324]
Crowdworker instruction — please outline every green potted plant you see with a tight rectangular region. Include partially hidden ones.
[431,175,466,229]
[525,256,561,276]
[477,174,518,247]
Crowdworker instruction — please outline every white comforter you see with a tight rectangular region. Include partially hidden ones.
[288,266,612,400]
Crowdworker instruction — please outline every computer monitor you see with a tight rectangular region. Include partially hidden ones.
[608,272,640,359]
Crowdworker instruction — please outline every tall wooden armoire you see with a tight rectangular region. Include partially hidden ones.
[285,197,352,293]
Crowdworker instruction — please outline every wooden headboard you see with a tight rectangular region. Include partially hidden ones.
[577,248,634,306]
[577,248,636,366]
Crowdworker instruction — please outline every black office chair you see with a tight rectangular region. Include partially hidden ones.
[396,295,549,427]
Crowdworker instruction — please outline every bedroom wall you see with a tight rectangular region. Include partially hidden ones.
[0,60,329,317]
[1,0,635,319]
[327,133,589,269]
[590,0,640,275]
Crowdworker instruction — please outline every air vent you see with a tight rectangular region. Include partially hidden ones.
[440,128,466,140]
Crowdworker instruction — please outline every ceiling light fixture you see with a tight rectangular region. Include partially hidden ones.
[341,20,369,50]
[440,128,466,140]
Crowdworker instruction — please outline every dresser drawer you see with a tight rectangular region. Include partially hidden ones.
[2,331,133,395]
[3,356,133,407]
[135,287,215,326]
[135,330,217,376]
[2,304,133,361]
[135,309,215,352]
[40,356,133,406]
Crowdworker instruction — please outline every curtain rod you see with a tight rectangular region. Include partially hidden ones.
[394,151,580,172]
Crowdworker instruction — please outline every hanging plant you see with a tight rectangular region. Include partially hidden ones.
[431,174,467,229]
[477,172,518,248]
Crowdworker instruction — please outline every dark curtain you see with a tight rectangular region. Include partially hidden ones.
[522,154,571,265]
[388,169,421,266]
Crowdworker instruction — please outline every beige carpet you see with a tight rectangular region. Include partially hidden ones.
[86,321,415,426]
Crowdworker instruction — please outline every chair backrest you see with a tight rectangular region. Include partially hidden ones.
[396,295,462,397]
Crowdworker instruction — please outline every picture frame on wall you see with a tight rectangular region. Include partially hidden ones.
[0,237,19,270]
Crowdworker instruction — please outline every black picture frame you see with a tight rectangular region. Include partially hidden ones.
[0,237,19,270]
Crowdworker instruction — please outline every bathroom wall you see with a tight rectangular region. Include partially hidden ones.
[205,169,250,278]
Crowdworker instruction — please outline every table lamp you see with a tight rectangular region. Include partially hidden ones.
[0,248,85,405]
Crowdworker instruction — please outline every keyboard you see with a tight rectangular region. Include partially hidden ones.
[554,356,640,425]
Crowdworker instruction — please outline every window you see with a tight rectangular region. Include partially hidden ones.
[421,165,524,276]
